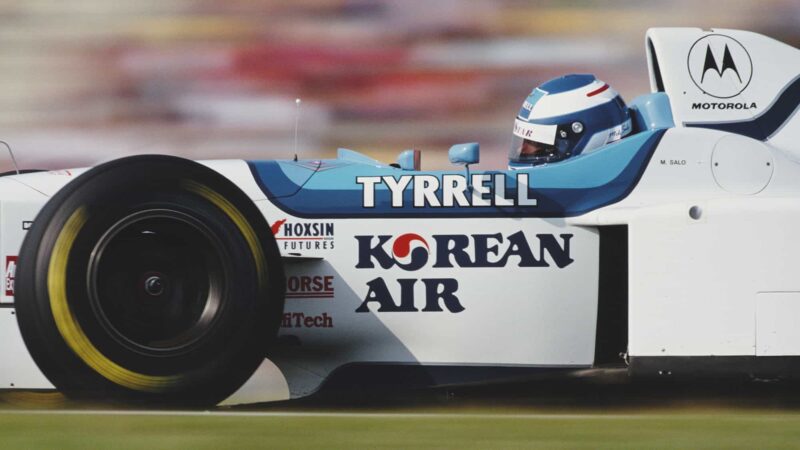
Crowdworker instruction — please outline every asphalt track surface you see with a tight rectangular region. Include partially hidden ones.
[3,377,800,448]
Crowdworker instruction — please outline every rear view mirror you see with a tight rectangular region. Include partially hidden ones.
[397,149,421,171]
[448,143,479,166]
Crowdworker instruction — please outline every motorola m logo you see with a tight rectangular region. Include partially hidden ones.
[687,34,753,99]
[700,43,740,84]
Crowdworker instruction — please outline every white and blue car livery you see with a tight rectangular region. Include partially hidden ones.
[0,27,798,406]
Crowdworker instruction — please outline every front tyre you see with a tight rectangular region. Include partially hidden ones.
[15,155,284,405]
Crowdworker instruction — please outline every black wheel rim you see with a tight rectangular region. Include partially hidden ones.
[87,209,228,356]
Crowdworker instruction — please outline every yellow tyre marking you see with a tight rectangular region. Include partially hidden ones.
[182,180,268,287]
[48,207,179,392]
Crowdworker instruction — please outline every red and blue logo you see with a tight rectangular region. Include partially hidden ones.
[389,233,429,271]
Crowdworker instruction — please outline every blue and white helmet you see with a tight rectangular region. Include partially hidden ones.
[509,74,632,168]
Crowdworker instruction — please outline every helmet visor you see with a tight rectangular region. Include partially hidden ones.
[509,118,566,165]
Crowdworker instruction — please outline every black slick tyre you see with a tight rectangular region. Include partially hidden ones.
[15,155,284,406]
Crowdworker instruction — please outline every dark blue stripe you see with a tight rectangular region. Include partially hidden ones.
[251,130,666,219]
[686,76,800,140]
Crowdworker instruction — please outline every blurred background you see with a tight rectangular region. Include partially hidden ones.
[0,0,797,171]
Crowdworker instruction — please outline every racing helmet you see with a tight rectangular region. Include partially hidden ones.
[509,74,632,168]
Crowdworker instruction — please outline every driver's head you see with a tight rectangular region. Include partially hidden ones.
[509,74,632,168]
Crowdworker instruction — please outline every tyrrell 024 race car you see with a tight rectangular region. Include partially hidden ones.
[0,27,798,406]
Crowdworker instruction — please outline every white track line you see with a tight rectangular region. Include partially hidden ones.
[1,410,800,421]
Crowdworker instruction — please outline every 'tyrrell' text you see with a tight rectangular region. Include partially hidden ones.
[356,173,537,208]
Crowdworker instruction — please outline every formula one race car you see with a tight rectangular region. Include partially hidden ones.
[1,27,798,406]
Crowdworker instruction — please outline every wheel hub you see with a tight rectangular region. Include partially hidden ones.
[143,275,164,297]
[86,209,227,355]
